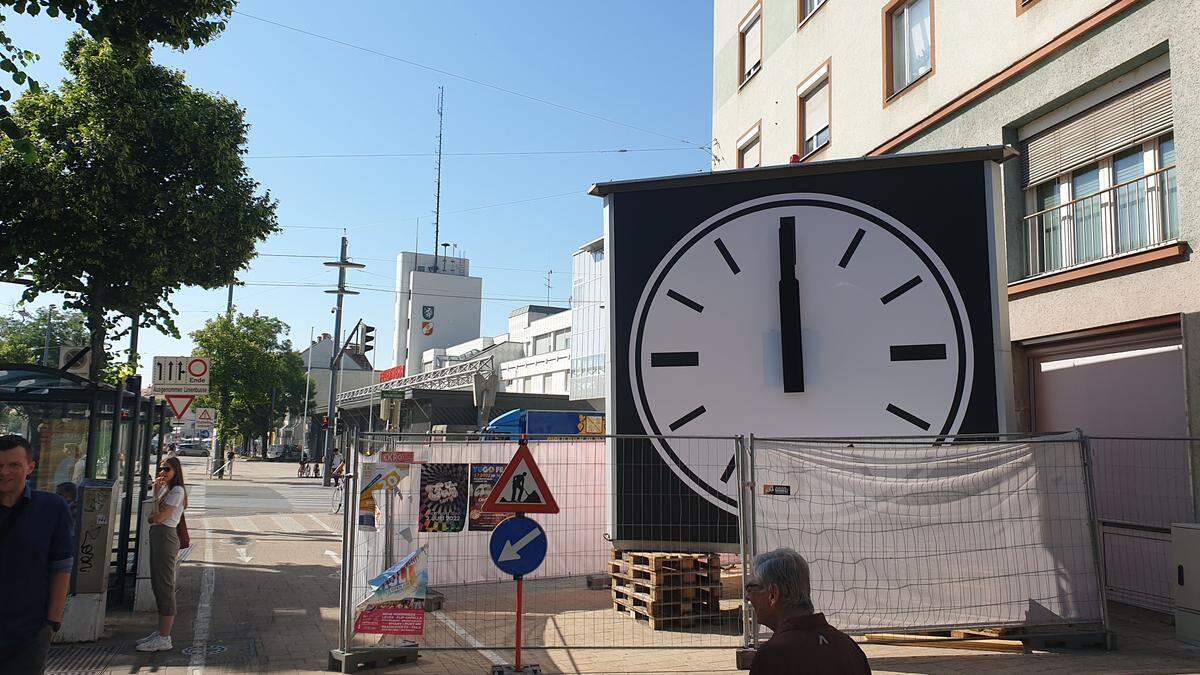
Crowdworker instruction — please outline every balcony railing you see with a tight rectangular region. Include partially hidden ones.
[1021,165,1178,279]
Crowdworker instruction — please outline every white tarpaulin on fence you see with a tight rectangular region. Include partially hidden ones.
[389,439,609,587]
[753,434,1104,632]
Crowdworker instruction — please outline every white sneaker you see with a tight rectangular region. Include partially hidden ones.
[135,631,160,644]
[136,635,173,652]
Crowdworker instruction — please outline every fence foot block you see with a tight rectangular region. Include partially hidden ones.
[327,645,418,673]
[735,647,756,670]
[424,589,445,612]
[491,665,540,674]
[586,573,611,590]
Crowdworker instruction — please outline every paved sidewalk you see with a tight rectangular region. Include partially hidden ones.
[47,458,1200,674]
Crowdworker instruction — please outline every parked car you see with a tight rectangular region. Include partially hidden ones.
[266,445,300,462]
[176,442,209,457]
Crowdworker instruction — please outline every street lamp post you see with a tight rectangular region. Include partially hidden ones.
[322,236,364,487]
[42,305,54,366]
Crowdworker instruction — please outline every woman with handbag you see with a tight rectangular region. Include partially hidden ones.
[136,456,189,652]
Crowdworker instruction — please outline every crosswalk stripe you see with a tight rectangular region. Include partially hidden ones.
[228,516,259,533]
[269,515,307,533]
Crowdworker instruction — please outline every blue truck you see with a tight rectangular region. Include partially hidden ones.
[483,409,605,439]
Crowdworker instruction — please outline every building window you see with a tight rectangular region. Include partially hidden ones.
[885,0,933,98]
[738,3,763,86]
[798,62,830,159]
[736,122,762,169]
[800,0,826,25]
[533,333,552,355]
[1022,131,1178,279]
[554,329,569,352]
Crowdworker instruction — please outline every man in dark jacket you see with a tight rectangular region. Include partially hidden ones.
[0,435,74,674]
[747,548,870,675]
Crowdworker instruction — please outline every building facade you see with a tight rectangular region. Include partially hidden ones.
[569,237,606,406]
[391,251,481,376]
[712,0,1198,610]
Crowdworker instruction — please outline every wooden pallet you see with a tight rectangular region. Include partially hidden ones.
[613,604,699,630]
[610,575,722,603]
[611,550,720,572]
[611,586,719,617]
[607,561,718,587]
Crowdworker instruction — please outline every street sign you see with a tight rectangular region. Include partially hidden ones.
[193,407,217,430]
[153,356,210,395]
[489,515,547,578]
[165,394,195,421]
[58,346,90,377]
[480,442,559,514]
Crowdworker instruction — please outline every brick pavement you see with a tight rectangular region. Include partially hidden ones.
[51,459,1200,674]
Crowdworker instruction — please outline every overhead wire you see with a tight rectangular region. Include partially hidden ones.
[247,147,696,160]
[232,10,713,157]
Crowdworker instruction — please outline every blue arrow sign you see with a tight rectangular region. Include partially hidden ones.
[489,515,547,578]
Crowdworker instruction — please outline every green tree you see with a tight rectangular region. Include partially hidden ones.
[0,35,277,381]
[190,312,312,460]
[0,306,89,364]
[1,0,236,151]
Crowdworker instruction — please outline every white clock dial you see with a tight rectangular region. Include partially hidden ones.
[630,193,974,513]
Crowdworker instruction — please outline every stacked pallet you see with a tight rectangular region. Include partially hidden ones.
[608,550,722,630]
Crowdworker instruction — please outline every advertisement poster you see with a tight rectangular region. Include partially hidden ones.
[468,463,506,531]
[354,547,427,636]
[418,463,467,532]
[358,462,410,530]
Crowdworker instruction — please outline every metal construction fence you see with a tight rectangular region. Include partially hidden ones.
[1087,436,1197,612]
[325,431,1200,659]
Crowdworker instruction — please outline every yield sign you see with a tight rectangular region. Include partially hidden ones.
[165,394,195,421]
[480,442,559,514]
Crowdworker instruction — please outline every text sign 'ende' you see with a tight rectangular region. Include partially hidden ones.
[153,356,210,395]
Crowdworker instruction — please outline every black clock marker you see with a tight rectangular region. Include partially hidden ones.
[668,405,707,432]
[651,351,699,367]
[666,289,704,313]
[837,228,866,269]
[886,403,931,431]
[720,455,737,483]
[714,238,741,274]
[881,275,923,305]
[890,344,947,361]
[778,216,805,392]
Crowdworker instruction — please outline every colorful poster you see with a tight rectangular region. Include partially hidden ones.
[358,462,410,530]
[418,463,467,532]
[468,463,506,531]
[354,547,427,636]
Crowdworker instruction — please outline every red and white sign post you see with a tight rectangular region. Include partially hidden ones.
[481,440,558,673]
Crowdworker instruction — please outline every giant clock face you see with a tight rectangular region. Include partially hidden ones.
[630,193,974,514]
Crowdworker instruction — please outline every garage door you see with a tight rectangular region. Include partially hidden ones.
[1029,325,1190,612]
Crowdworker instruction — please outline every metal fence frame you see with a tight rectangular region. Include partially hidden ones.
[328,430,1149,659]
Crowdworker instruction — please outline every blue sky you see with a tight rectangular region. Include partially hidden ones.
[1,1,713,378]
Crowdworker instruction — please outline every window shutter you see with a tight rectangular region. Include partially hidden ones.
[804,80,830,139]
[743,19,762,75]
[1023,73,1172,187]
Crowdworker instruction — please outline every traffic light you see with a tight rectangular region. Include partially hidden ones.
[321,415,330,430]
[360,324,376,354]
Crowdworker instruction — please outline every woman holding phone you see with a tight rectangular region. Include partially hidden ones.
[136,456,187,652]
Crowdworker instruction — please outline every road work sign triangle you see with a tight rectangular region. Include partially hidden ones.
[481,442,559,514]
[165,394,195,420]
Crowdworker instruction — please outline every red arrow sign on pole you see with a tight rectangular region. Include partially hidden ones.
[165,394,195,420]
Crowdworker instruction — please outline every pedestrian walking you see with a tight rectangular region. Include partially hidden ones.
[0,435,73,675]
[298,456,308,478]
[745,548,870,675]
[136,457,189,653]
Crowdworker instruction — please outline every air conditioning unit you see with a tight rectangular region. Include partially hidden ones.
[1173,523,1200,646]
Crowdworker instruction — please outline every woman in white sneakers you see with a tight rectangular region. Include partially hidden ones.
[136,456,187,652]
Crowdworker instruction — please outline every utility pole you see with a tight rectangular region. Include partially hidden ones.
[431,86,444,273]
[323,236,363,486]
[217,281,234,466]
[128,314,139,367]
[300,327,314,461]
[226,282,235,316]
[41,305,54,366]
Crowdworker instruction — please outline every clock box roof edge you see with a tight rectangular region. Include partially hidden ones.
[588,145,1017,197]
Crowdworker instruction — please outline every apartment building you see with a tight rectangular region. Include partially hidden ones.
[713,0,1197,437]
[713,0,1197,611]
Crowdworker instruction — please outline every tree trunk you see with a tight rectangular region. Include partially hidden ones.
[85,306,105,382]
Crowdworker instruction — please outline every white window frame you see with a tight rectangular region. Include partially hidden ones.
[736,122,762,169]
[797,63,830,159]
[739,4,763,86]
[1023,132,1175,277]
[888,0,933,96]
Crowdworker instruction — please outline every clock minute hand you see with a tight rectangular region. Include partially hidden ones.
[778,216,805,393]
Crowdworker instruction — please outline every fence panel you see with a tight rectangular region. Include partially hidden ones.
[750,434,1105,635]
[1088,436,1196,612]
[344,434,747,654]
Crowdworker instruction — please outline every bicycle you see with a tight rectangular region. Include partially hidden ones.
[331,481,344,514]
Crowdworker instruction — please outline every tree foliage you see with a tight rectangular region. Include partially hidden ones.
[190,312,312,457]
[1,0,236,153]
[0,35,277,380]
[0,306,88,363]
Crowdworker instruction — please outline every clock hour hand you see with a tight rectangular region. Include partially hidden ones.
[778,216,804,392]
